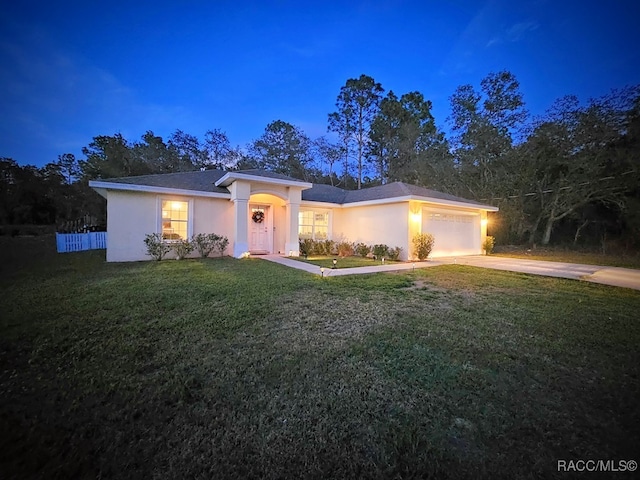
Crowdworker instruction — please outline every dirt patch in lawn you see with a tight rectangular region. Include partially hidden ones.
[264,292,398,350]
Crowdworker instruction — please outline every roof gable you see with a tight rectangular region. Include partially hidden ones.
[215,170,312,189]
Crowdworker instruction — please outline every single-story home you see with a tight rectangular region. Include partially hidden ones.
[89,169,498,262]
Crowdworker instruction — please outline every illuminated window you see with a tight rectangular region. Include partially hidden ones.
[299,210,329,240]
[161,200,189,240]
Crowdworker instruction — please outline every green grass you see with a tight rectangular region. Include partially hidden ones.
[493,245,640,269]
[293,255,401,269]
[1,236,639,479]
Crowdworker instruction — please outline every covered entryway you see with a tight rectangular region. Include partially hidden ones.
[422,207,481,257]
[214,171,313,258]
[249,204,271,254]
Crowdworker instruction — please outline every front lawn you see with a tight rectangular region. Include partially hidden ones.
[1,236,639,479]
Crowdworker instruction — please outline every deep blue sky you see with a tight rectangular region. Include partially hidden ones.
[1,0,639,167]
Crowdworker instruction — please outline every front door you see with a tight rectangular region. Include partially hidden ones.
[249,205,270,253]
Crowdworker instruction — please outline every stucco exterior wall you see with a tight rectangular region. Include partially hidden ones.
[328,201,488,261]
[332,202,411,260]
[105,190,234,262]
[106,191,157,262]
[192,197,235,255]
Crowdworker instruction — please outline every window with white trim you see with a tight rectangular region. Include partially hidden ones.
[427,213,473,223]
[299,210,329,240]
[161,200,189,240]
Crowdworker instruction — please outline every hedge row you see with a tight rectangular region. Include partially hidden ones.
[143,232,229,261]
[298,238,403,261]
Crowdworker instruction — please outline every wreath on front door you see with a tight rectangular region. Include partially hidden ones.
[252,211,265,223]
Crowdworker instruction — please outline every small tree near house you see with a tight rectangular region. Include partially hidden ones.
[412,233,435,261]
[483,236,495,255]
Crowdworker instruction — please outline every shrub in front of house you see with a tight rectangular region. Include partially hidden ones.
[355,243,371,258]
[372,244,389,259]
[298,238,401,260]
[216,235,229,256]
[302,239,331,256]
[319,239,335,256]
[297,239,339,256]
[144,233,172,261]
[336,241,354,257]
[173,238,195,260]
[483,236,495,255]
[387,246,402,261]
[299,238,314,257]
[192,233,220,258]
[412,232,435,260]
[191,233,229,257]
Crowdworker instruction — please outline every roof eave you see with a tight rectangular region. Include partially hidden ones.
[340,194,498,210]
[300,200,343,208]
[88,180,231,199]
[412,196,499,211]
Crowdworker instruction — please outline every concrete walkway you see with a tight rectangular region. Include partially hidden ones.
[260,254,640,291]
[262,255,443,276]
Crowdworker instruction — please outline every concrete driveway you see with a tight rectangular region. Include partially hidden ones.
[437,255,640,291]
[262,254,640,291]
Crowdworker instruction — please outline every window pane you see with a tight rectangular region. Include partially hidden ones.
[162,200,189,240]
[299,225,313,238]
[299,210,330,241]
[315,226,328,240]
[314,213,328,226]
[299,211,313,225]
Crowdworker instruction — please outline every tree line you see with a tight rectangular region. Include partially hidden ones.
[2,71,639,250]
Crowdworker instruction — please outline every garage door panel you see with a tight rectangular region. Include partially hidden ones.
[422,209,480,257]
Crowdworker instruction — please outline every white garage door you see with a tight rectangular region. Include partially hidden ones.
[422,208,481,257]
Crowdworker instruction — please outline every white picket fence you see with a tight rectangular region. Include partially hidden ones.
[56,232,107,253]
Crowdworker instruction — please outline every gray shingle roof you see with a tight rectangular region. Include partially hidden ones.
[300,183,347,203]
[98,170,230,194]
[96,169,490,208]
[303,181,487,207]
